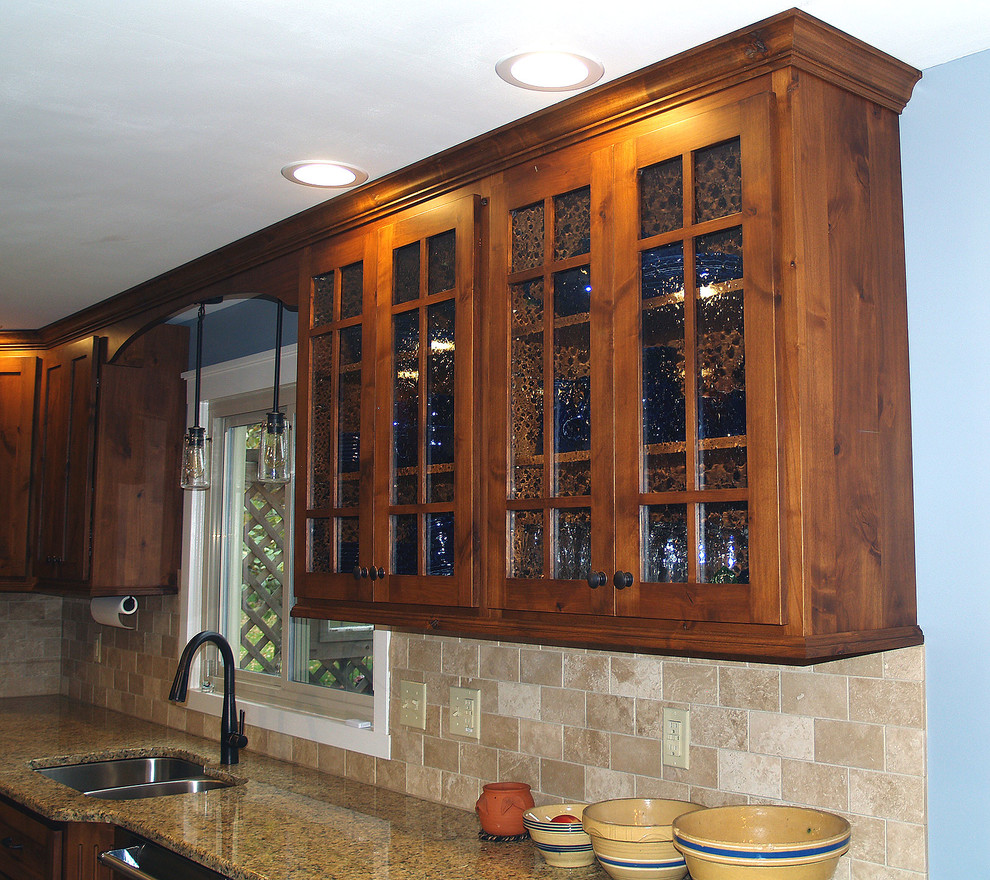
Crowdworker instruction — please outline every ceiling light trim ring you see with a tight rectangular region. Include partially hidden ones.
[495,50,604,92]
[281,160,370,188]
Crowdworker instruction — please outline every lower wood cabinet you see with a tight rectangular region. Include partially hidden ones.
[0,795,62,880]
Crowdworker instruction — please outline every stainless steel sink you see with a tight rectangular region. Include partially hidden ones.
[35,756,236,799]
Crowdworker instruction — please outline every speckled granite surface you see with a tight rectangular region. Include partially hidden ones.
[0,696,605,880]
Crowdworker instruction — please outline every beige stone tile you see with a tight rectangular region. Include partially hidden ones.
[849,769,925,824]
[718,749,781,799]
[266,730,295,763]
[719,666,780,712]
[423,735,460,772]
[846,814,885,865]
[750,711,814,759]
[563,726,610,768]
[540,758,585,801]
[781,670,848,719]
[563,652,610,692]
[406,764,442,801]
[389,633,410,670]
[585,766,635,802]
[849,679,925,729]
[291,737,319,770]
[441,638,480,677]
[687,788,749,808]
[815,653,883,678]
[344,751,376,784]
[635,699,662,738]
[665,744,718,789]
[662,661,718,704]
[459,742,498,782]
[886,821,928,873]
[519,719,563,760]
[423,671,458,707]
[634,776,691,801]
[885,727,926,777]
[781,759,849,811]
[442,771,483,812]
[542,687,586,727]
[480,712,519,750]
[610,655,662,700]
[690,705,748,750]
[480,644,520,681]
[815,719,884,770]
[586,692,635,734]
[498,750,540,784]
[462,677,499,715]
[498,680,542,719]
[882,646,924,682]
[847,860,920,880]
[375,757,406,793]
[390,727,424,765]
[610,733,662,778]
[520,649,562,687]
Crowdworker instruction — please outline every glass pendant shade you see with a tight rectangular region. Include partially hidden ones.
[180,425,210,490]
[259,411,291,484]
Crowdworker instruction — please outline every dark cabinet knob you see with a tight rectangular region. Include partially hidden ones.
[587,571,607,589]
[352,566,368,580]
[2,837,23,851]
[369,566,385,580]
[613,571,633,590]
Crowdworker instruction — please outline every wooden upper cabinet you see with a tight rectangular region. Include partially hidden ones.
[0,356,40,584]
[295,194,482,613]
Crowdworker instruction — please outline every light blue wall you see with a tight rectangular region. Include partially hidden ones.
[901,48,990,877]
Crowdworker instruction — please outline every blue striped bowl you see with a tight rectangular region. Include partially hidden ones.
[523,804,595,867]
[671,806,851,880]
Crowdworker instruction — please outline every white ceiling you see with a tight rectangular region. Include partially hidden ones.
[2,0,989,332]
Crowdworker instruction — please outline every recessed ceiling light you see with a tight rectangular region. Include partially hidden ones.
[280,160,369,188]
[495,50,604,91]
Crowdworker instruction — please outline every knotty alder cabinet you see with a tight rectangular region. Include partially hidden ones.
[292,11,923,662]
[0,356,39,584]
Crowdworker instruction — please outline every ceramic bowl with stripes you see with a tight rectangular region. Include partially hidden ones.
[523,803,595,868]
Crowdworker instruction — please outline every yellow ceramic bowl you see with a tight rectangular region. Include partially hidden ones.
[523,803,595,868]
[581,798,704,880]
[671,805,851,880]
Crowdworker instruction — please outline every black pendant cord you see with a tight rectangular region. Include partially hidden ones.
[272,299,283,415]
[193,302,206,429]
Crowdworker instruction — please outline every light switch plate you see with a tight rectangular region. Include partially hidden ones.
[661,707,690,769]
[449,686,481,739]
[399,680,427,729]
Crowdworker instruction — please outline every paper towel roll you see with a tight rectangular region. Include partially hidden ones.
[90,596,139,628]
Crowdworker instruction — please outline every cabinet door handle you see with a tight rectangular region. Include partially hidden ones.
[1,836,23,851]
[369,566,385,580]
[613,571,633,590]
[352,566,368,580]
[586,571,607,589]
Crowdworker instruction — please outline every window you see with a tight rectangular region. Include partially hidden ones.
[180,346,390,758]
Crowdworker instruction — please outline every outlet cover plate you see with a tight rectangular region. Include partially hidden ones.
[399,680,427,729]
[662,707,690,769]
[449,686,481,739]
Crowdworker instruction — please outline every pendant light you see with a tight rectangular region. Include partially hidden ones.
[259,299,291,484]
[180,303,210,490]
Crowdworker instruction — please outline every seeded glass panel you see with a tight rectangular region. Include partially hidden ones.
[392,514,418,576]
[309,333,334,508]
[336,325,362,507]
[553,266,591,497]
[509,510,544,578]
[308,519,331,573]
[553,186,591,260]
[426,299,455,503]
[698,501,749,583]
[641,243,687,493]
[696,226,746,490]
[392,310,420,505]
[639,158,684,239]
[511,202,544,272]
[336,516,360,575]
[554,507,591,580]
[642,505,688,583]
[428,230,456,295]
[312,271,334,327]
[393,242,421,305]
[510,280,544,500]
[339,261,363,320]
[426,512,454,576]
[694,138,742,223]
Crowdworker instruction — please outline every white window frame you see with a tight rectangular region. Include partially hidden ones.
[179,344,391,759]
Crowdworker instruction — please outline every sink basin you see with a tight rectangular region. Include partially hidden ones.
[35,756,235,799]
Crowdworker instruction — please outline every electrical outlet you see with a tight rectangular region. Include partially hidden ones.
[449,686,481,739]
[94,632,101,663]
[661,707,690,769]
[399,680,427,729]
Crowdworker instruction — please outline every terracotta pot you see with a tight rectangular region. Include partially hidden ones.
[475,782,535,835]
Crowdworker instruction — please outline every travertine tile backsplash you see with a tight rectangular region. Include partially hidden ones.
[5,593,928,880]
[0,594,62,697]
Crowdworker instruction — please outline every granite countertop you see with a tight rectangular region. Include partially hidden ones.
[0,696,603,880]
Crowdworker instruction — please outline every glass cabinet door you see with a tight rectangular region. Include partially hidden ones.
[496,148,613,615]
[613,94,782,624]
[296,231,377,602]
[374,196,480,607]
